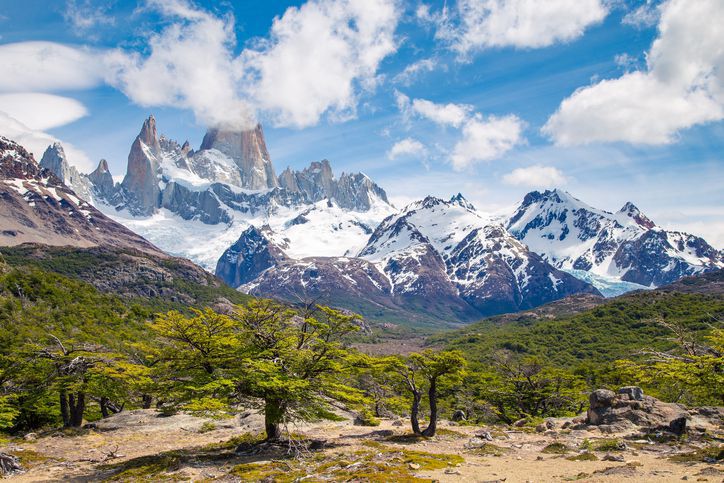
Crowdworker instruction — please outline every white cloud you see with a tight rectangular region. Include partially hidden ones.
[0,93,88,130]
[387,138,427,160]
[544,0,724,145]
[0,42,106,92]
[239,0,399,128]
[105,1,256,130]
[451,114,525,170]
[502,164,567,187]
[437,0,608,56]
[393,58,437,86]
[411,98,472,127]
[64,0,115,33]
[1,0,400,131]
[622,0,662,28]
[0,111,94,171]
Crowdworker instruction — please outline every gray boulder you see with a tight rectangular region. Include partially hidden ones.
[586,386,689,433]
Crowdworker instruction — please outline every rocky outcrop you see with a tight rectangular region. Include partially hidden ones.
[215,226,286,287]
[198,124,278,190]
[278,159,390,211]
[87,159,116,200]
[121,116,162,215]
[39,142,93,201]
[587,387,690,434]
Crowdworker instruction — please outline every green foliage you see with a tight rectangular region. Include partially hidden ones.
[434,290,723,407]
[542,442,570,454]
[149,300,365,440]
[462,353,587,424]
[434,292,723,367]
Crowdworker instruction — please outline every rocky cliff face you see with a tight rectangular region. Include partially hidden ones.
[506,189,723,287]
[0,136,160,254]
[198,124,278,190]
[121,116,162,215]
[39,142,94,202]
[104,117,391,226]
[87,159,115,200]
[277,159,390,211]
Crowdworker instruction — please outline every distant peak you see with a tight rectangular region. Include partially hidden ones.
[618,201,655,229]
[138,115,159,146]
[449,192,476,210]
[619,201,639,214]
[97,159,109,172]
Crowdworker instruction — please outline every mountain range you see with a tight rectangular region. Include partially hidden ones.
[2,117,722,328]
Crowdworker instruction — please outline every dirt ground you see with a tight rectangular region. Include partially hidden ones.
[1,409,721,482]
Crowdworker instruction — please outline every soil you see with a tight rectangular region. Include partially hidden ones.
[1,409,721,482]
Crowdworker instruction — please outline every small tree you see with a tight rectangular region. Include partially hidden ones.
[482,351,586,423]
[616,319,723,405]
[151,300,364,441]
[397,350,466,437]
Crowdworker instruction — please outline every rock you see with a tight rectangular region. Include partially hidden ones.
[391,419,404,427]
[589,389,616,410]
[370,430,394,438]
[198,124,278,190]
[444,469,462,475]
[451,410,466,422]
[465,437,488,449]
[535,423,547,433]
[603,454,625,462]
[618,386,644,401]
[408,463,421,470]
[545,418,556,429]
[513,419,527,427]
[23,433,37,441]
[0,453,21,476]
[587,387,689,432]
[308,439,326,451]
[121,116,163,215]
[668,416,687,435]
[475,431,494,441]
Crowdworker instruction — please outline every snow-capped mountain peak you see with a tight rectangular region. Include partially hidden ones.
[507,190,723,288]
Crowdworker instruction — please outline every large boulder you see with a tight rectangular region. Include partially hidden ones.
[586,386,689,433]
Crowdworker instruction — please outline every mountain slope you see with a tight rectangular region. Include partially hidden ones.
[216,196,600,327]
[507,189,723,288]
[360,195,600,315]
[0,136,160,254]
[432,269,724,368]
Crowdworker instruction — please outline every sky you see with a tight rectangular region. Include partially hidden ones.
[0,0,723,247]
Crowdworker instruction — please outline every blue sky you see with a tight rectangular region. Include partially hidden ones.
[0,0,722,246]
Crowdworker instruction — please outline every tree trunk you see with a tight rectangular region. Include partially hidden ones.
[421,378,438,437]
[264,398,284,441]
[100,397,110,419]
[410,390,422,435]
[68,392,85,428]
[142,394,153,409]
[59,391,70,427]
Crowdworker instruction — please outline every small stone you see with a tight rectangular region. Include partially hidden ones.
[409,463,421,470]
[451,410,467,422]
[603,454,625,462]
[23,433,37,441]
[444,469,462,475]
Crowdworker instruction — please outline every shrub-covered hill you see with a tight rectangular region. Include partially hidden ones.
[430,270,724,368]
[0,244,251,313]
